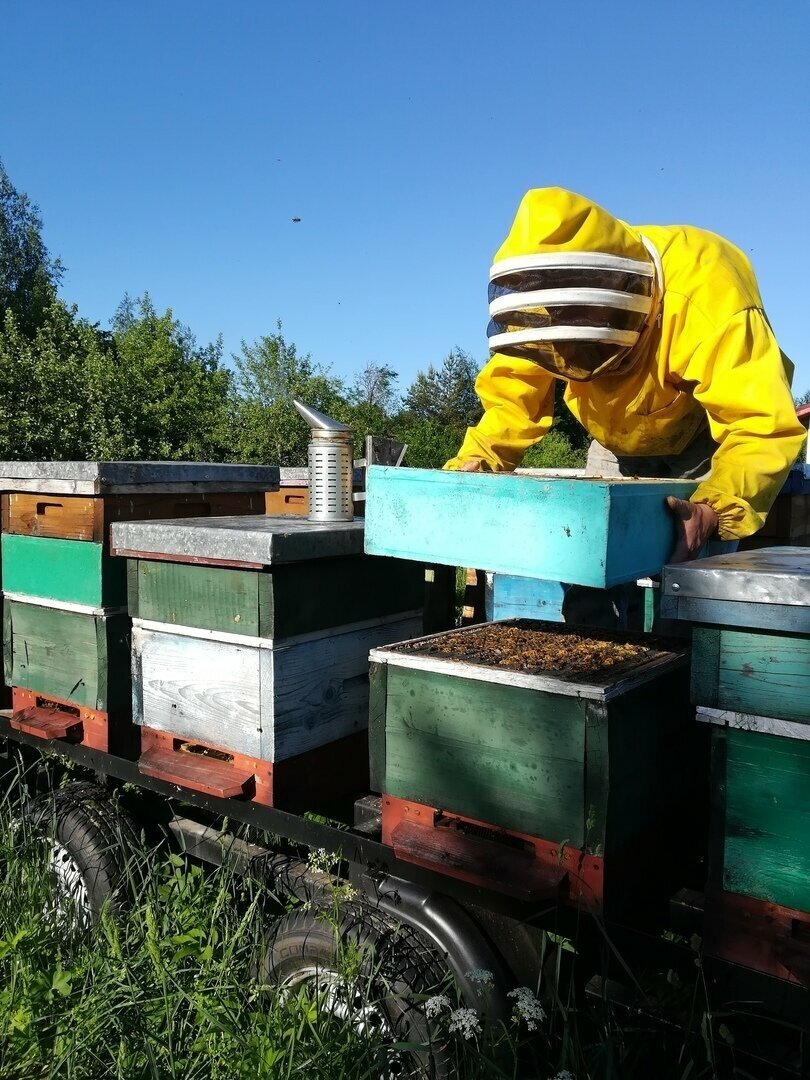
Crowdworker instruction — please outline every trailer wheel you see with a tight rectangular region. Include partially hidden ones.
[26,782,141,927]
[261,905,453,1078]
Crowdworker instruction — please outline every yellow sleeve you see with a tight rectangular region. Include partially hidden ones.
[683,309,805,539]
[444,353,556,471]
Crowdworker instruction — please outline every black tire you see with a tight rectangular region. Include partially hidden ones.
[26,781,142,924]
[260,904,454,1079]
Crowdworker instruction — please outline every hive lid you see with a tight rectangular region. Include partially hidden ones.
[111,514,365,566]
[0,461,280,495]
[662,547,810,606]
[660,547,810,632]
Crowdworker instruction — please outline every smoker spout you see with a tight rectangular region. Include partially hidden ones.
[292,400,352,433]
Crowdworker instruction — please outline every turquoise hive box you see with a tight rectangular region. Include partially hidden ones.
[364,467,697,588]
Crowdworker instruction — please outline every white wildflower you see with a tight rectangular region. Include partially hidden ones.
[307,847,336,875]
[465,968,495,987]
[550,1071,575,1080]
[508,986,546,1031]
[448,1007,481,1040]
[424,994,452,1020]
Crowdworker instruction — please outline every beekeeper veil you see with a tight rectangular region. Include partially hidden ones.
[487,188,662,381]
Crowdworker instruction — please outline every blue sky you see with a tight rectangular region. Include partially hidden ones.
[2,1,808,394]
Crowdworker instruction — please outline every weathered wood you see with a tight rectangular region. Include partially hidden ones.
[383,664,588,841]
[704,889,810,986]
[716,725,810,912]
[368,660,387,793]
[692,627,810,723]
[4,600,131,711]
[140,745,256,798]
[1,534,127,607]
[126,556,424,639]
[365,466,697,586]
[132,614,421,762]
[1,491,266,542]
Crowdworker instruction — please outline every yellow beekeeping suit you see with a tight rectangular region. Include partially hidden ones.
[446,188,805,540]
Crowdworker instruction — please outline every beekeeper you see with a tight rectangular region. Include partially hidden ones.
[445,188,805,563]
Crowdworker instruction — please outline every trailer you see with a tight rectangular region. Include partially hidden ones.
[1,458,809,1078]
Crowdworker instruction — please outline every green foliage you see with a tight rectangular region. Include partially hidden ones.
[110,294,232,460]
[520,429,588,470]
[402,347,481,429]
[230,324,347,465]
[0,159,62,333]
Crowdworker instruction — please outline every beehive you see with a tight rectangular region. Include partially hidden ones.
[370,620,696,914]
[364,467,697,586]
[0,462,280,756]
[111,515,423,809]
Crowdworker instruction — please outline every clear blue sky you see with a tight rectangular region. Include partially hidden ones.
[2,0,808,394]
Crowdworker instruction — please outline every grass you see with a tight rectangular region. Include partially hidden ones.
[0,761,785,1079]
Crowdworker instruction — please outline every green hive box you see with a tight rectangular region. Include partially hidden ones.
[1,534,127,608]
[369,620,700,914]
[703,708,810,913]
[3,598,131,712]
[126,555,424,639]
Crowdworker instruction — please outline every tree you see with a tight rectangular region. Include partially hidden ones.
[0,160,62,332]
[349,363,399,414]
[795,389,810,408]
[109,294,232,460]
[402,347,481,429]
[231,324,348,465]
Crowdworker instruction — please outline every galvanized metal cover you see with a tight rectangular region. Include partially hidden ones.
[662,547,810,607]
[111,514,365,565]
[0,461,281,495]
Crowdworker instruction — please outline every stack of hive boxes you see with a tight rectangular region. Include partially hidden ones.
[110,514,423,811]
[0,462,278,756]
[364,467,703,916]
[662,548,810,983]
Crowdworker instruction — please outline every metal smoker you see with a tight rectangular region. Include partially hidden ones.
[293,400,354,522]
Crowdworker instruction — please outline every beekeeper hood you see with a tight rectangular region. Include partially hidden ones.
[487,188,662,381]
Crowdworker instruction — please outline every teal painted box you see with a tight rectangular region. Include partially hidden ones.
[364,467,696,588]
[1,534,127,608]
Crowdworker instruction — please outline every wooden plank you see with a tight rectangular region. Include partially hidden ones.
[271,616,422,760]
[265,487,308,516]
[127,556,423,640]
[692,627,810,723]
[383,664,587,841]
[132,625,266,758]
[139,746,255,798]
[368,660,387,792]
[365,466,697,587]
[4,600,130,711]
[1,534,127,607]
[721,726,810,912]
[130,560,262,636]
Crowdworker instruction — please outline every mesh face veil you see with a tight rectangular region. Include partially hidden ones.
[487,243,661,381]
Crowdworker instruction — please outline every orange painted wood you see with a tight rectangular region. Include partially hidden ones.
[704,890,810,986]
[138,727,369,811]
[10,688,138,757]
[140,746,256,799]
[2,491,265,543]
[382,795,603,908]
[265,488,309,516]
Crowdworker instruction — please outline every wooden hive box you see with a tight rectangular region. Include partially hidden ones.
[369,620,697,915]
[661,548,810,720]
[364,467,697,587]
[111,515,423,809]
[4,597,131,713]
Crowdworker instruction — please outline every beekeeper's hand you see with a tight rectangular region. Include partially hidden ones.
[459,460,483,472]
[666,496,719,562]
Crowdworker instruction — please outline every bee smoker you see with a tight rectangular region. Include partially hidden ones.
[292,400,355,522]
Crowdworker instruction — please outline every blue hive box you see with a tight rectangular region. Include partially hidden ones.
[364,467,697,588]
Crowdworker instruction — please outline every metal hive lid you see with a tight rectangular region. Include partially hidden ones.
[661,547,810,607]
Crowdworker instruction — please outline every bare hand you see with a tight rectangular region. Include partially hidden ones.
[666,496,719,562]
[459,459,483,472]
